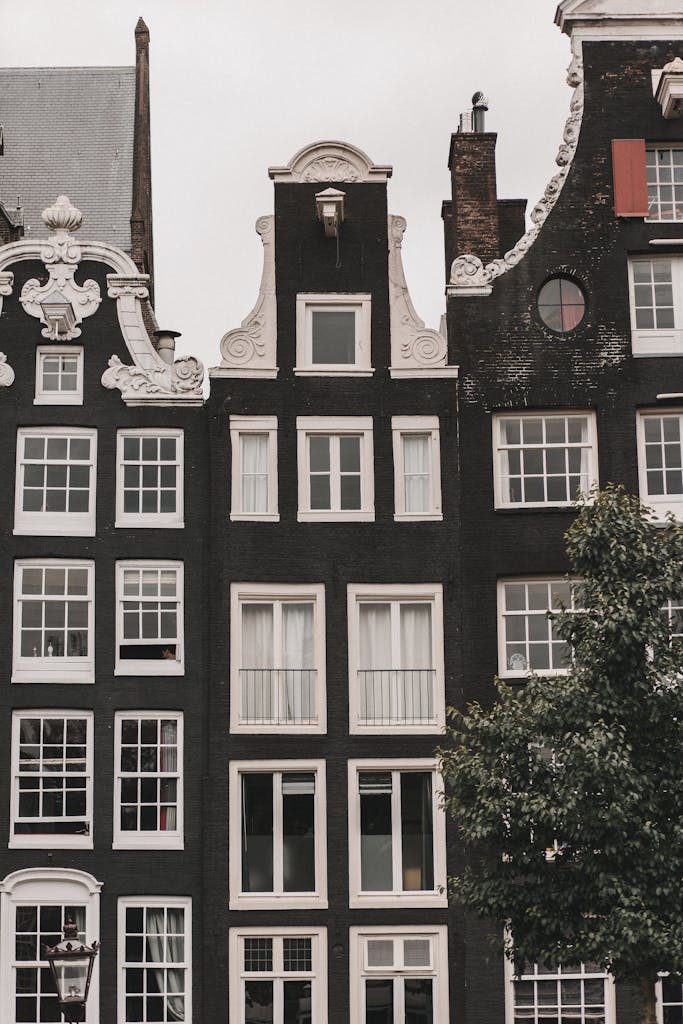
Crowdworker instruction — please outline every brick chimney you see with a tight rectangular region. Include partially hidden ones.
[131,17,154,302]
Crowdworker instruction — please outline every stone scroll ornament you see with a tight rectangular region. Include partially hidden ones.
[448,45,584,294]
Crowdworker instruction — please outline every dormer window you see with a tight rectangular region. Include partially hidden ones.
[295,294,373,375]
[647,147,683,221]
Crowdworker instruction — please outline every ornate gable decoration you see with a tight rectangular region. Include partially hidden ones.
[268,141,393,183]
[0,195,203,405]
[556,0,683,36]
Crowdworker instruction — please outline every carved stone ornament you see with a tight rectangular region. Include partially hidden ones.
[211,216,277,378]
[0,195,205,405]
[0,352,15,387]
[448,42,585,296]
[388,216,458,379]
[268,140,392,183]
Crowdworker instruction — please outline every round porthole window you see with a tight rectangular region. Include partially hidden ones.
[537,276,586,333]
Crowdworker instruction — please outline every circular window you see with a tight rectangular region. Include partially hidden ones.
[537,276,586,333]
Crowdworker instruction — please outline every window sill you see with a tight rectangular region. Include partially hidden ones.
[230,513,280,522]
[34,395,83,406]
[10,835,93,850]
[12,664,94,684]
[230,894,328,911]
[350,721,444,735]
[393,512,443,522]
[115,517,185,529]
[112,836,184,851]
[294,367,375,377]
[231,721,327,735]
[14,521,95,537]
[644,501,683,523]
[349,892,448,909]
[114,662,184,677]
[298,510,375,523]
[499,669,569,680]
[632,329,683,356]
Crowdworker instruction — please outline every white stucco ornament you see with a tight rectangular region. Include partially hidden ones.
[0,352,15,387]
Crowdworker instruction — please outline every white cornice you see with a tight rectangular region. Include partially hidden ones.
[556,0,683,37]
[269,140,392,183]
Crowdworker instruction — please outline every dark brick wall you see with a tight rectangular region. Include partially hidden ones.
[0,259,208,1023]
[448,132,500,267]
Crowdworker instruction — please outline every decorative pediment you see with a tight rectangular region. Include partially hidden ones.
[556,0,683,35]
[268,141,392,183]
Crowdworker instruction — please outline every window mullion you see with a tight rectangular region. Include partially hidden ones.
[330,436,341,510]
[392,771,402,892]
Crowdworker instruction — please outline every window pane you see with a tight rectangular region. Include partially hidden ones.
[242,774,273,892]
[365,979,394,1024]
[360,772,393,890]
[400,773,433,891]
[311,309,356,364]
[245,981,273,1024]
[282,773,316,892]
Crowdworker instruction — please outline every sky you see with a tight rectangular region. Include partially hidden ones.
[2,0,571,376]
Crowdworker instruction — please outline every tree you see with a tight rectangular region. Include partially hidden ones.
[438,486,683,1024]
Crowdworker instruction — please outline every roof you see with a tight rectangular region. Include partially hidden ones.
[0,66,135,249]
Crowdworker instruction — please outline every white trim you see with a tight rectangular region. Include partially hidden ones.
[350,925,449,1024]
[112,711,184,850]
[229,759,328,910]
[229,927,328,1024]
[391,416,443,521]
[117,896,192,1024]
[268,140,392,182]
[628,256,683,356]
[12,559,95,684]
[295,293,373,375]
[296,416,374,522]
[230,583,326,734]
[14,427,97,537]
[503,953,616,1024]
[636,408,683,521]
[9,709,93,849]
[34,346,83,405]
[347,758,447,908]
[114,561,184,676]
[492,411,599,510]
[229,416,279,522]
[347,584,445,734]
[497,577,578,678]
[0,867,101,1024]
[115,429,184,529]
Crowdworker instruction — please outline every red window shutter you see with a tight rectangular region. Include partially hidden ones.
[612,139,649,217]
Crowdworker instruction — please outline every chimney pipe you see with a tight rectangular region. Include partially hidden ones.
[471,91,489,133]
[154,329,181,365]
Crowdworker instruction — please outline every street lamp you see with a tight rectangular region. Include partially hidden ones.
[43,918,99,1023]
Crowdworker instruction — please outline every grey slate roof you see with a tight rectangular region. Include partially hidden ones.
[0,66,135,250]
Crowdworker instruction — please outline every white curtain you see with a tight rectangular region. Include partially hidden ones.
[359,604,391,721]
[282,603,314,720]
[400,604,433,721]
[146,908,185,1022]
[241,604,274,720]
[241,435,269,514]
[403,435,430,514]
[160,720,177,831]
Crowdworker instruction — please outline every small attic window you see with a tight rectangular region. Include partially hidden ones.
[537,277,586,333]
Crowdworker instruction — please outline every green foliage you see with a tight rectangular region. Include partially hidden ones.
[438,486,683,983]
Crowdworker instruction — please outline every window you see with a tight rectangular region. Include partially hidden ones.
[637,412,683,520]
[347,585,445,733]
[504,960,615,1024]
[348,759,446,908]
[350,926,449,1024]
[10,712,93,849]
[0,868,101,1024]
[537,277,585,333]
[229,928,327,1024]
[498,578,577,678]
[34,346,83,405]
[391,417,442,520]
[628,258,683,356]
[118,898,191,1024]
[295,293,372,375]
[647,147,683,222]
[116,430,183,528]
[12,560,94,684]
[665,596,683,643]
[296,416,374,522]
[115,562,184,676]
[230,584,326,733]
[229,416,279,521]
[229,760,327,909]
[493,412,598,508]
[657,974,683,1024]
[14,428,96,536]
[113,713,183,850]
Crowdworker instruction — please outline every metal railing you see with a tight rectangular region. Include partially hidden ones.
[239,668,317,725]
[357,669,436,726]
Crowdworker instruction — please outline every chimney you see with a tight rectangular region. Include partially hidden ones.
[443,91,500,274]
[131,17,155,302]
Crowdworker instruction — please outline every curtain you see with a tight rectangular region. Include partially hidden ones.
[160,720,177,831]
[401,604,433,722]
[359,604,391,721]
[403,434,430,514]
[241,605,274,720]
[241,435,269,514]
[282,603,314,721]
[146,908,185,1022]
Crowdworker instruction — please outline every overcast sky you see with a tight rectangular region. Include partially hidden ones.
[2,0,571,375]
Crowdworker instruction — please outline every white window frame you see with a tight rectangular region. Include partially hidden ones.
[296,416,374,522]
[657,974,683,1023]
[115,561,184,676]
[492,411,599,510]
[9,710,93,850]
[229,759,328,910]
[14,427,97,537]
[229,416,279,521]
[34,346,84,405]
[646,145,683,223]
[230,583,326,734]
[113,712,184,851]
[12,559,95,684]
[628,257,683,356]
[115,428,184,529]
[636,410,683,522]
[348,758,447,909]
[504,956,616,1024]
[295,293,372,375]
[350,925,449,1024]
[229,927,327,1024]
[0,867,101,1024]
[497,577,578,679]
[347,584,445,735]
[117,896,192,1024]
[391,416,442,521]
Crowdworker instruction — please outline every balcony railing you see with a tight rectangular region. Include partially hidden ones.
[239,668,317,725]
[358,668,436,726]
